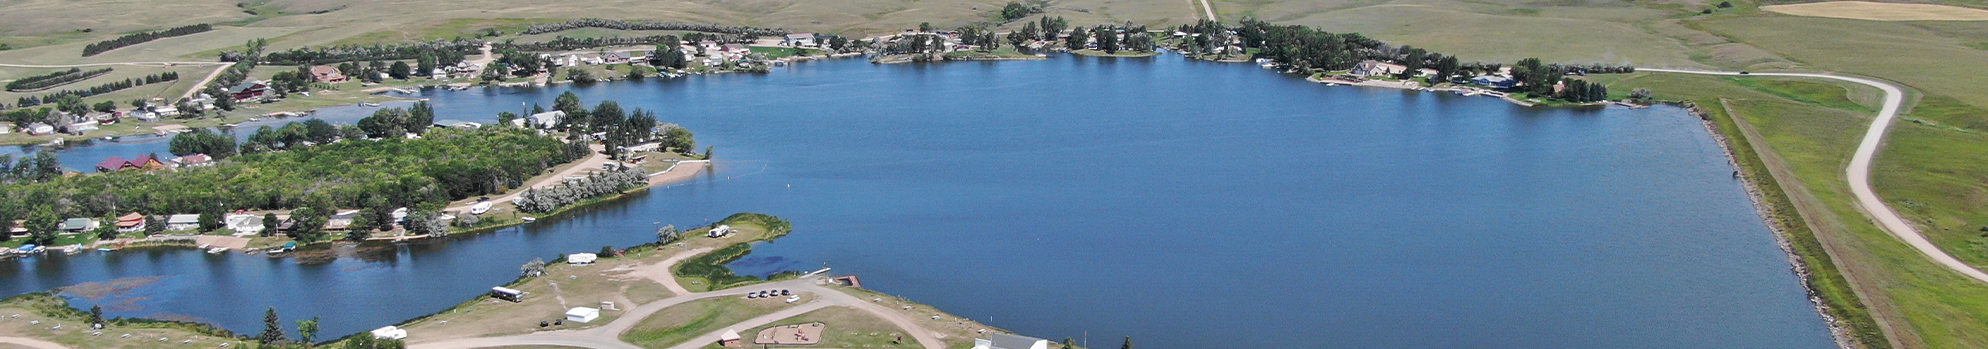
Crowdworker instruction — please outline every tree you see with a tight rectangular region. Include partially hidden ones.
[25,208,58,246]
[92,100,117,113]
[388,61,412,79]
[599,245,617,257]
[197,210,223,232]
[169,129,238,158]
[348,214,374,241]
[657,225,681,244]
[1630,88,1653,100]
[496,111,518,128]
[340,334,406,349]
[660,127,695,153]
[1066,27,1087,50]
[262,213,279,237]
[298,316,321,345]
[407,101,435,135]
[89,305,105,328]
[145,214,165,235]
[521,258,547,277]
[919,22,934,32]
[1121,336,1133,349]
[259,307,287,345]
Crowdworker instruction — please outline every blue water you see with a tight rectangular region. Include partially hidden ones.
[1,55,1834,348]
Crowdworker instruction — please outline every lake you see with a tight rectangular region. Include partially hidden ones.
[0,54,1836,348]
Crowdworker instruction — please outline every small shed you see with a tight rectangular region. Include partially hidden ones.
[719,329,743,347]
[565,307,600,323]
[568,253,597,265]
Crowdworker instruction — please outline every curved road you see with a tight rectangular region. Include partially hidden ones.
[1643,68,1988,284]
[0,337,69,349]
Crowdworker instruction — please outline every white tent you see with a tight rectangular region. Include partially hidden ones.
[566,307,600,323]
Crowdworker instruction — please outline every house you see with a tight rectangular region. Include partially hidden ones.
[226,214,264,236]
[227,81,270,102]
[95,155,165,172]
[971,333,1049,349]
[1350,60,1407,77]
[25,123,54,135]
[151,105,179,117]
[115,213,146,233]
[1472,75,1517,89]
[603,51,630,64]
[8,220,28,238]
[784,33,817,47]
[58,218,98,234]
[166,214,201,231]
[568,253,597,265]
[128,109,157,121]
[310,65,348,83]
[93,112,119,125]
[65,121,98,134]
[721,44,748,54]
[174,153,213,168]
[528,111,564,129]
[625,142,660,153]
[565,307,600,323]
[0,123,9,135]
[326,209,360,231]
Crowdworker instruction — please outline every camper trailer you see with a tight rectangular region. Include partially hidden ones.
[491,286,526,302]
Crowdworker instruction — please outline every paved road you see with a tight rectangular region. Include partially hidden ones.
[1644,68,1988,284]
[0,337,69,349]
[444,144,608,213]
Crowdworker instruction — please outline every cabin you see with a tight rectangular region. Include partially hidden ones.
[565,307,600,323]
[227,81,270,102]
[785,33,817,47]
[115,213,146,233]
[226,214,264,236]
[971,333,1050,349]
[166,214,201,231]
[58,218,98,234]
[310,65,348,83]
[490,286,526,302]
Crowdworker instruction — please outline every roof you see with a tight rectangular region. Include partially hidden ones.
[786,33,815,39]
[117,213,144,222]
[62,218,93,229]
[310,65,341,76]
[180,153,212,164]
[989,333,1047,349]
[719,329,741,341]
[167,214,201,224]
[96,156,127,171]
[565,307,599,316]
[227,81,265,94]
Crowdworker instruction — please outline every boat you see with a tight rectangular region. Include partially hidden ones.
[470,201,493,215]
[197,243,210,249]
[60,245,82,254]
[207,247,228,254]
[103,133,118,141]
[360,102,382,107]
[248,117,262,122]
[97,248,114,252]
[521,217,537,222]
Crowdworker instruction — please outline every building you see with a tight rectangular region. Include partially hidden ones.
[971,333,1049,349]
[8,220,28,238]
[491,287,526,302]
[95,155,166,172]
[527,111,565,129]
[226,214,264,236]
[174,153,213,168]
[115,213,146,233]
[565,307,600,323]
[310,65,349,83]
[709,225,734,238]
[24,123,54,135]
[719,329,743,347]
[1350,60,1407,77]
[784,33,817,47]
[58,218,98,234]
[326,209,360,231]
[369,326,407,340]
[603,51,630,64]
[228,81,270,102]
[1472,75,1517,89]
[65,120,98,134]
[166,214,201,231]
[721,44,748,55]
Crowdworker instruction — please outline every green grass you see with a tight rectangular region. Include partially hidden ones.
[748,46,824,59]
[1968,42,1988,50]
[620,297,798,349]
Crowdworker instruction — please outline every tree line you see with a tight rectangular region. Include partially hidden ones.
[0,127,583,238]
[497,34,746,53]
[512,168,647,214]
[521,19,788,37]
[256,39,481,66]
[10,72,179,110]
[999,0,1051,21]
[5,68,113,92]
[82,24,212,56]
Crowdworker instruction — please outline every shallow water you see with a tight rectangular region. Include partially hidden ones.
[1,54,1833,348]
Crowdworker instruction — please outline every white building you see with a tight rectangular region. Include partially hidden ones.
[225,214,264,236]
[708,225,734,238]
[370,326,407,340]
[528,111,564,129]
[972,333,1049,349]
[166,214,201,231]
[565,307,600,323]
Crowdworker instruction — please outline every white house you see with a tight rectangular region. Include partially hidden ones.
[785,33,817,47]
[565,307,600,323]
[25,123,54,135]
[972,333,1049,349]
[528,111,565,129]
[568,253,597,265]
[166,214,201,231]
[225,214,264,236]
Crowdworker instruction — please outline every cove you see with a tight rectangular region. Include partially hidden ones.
[0,54,1835,348]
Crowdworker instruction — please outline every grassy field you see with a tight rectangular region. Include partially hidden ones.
[0,293,246,348]
[397,245,677,342]
[619,296,804,348]
[705,306,919,349]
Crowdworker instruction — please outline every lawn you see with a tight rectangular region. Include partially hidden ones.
[747,46,824,60]
[0,293,247,349]
[619,296,803,349]
[397,246,675,343]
